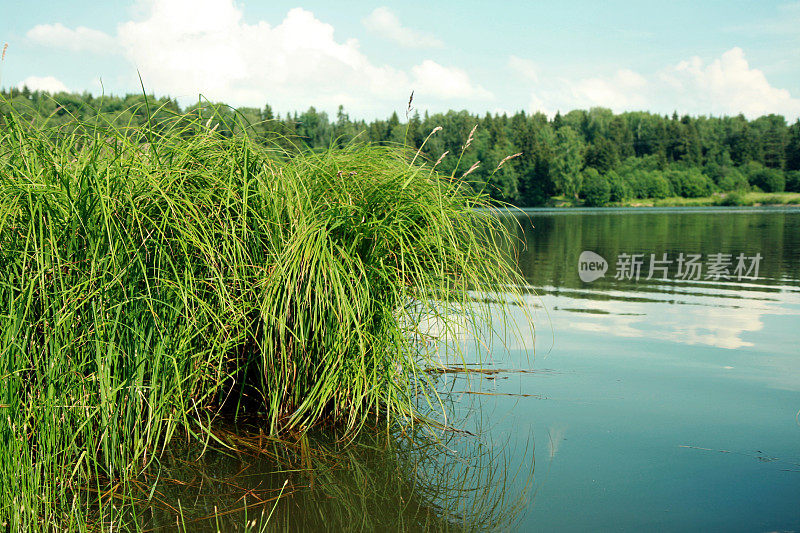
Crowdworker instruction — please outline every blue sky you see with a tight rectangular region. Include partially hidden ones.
[1,0,799,120]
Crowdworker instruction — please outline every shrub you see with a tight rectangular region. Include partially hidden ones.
[630,171,672,199]
[685,169,714,197]
[742,160,766,181]
[606,170,631,202]
[664,170,684,195]
[703,163,724,184]
[716,166,749,191]
[616,154,664,175]
[581,168,611,206]
[664,169,713,197]
[751,167,786,192]
[785,170,800,193]
[741,161,785,192]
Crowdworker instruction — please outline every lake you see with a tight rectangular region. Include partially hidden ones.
[454,206,800,531]
[139,207,800,531]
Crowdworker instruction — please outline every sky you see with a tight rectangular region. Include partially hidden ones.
[1,0,799,121]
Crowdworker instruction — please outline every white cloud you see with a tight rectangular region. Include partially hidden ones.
[528,93,550,116]
[22,1,487,117]
[115,3,410,113]
[566,68,649,111]
[519,48,800,120]
[26,23,118,53]
[17,75,69,93]
[411,60,493,100]
[658,47,800,119]
[362,7,443,48]
[508,55,538,82]
[26,6,796,120]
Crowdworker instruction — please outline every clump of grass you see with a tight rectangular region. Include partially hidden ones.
[0,100,528,528]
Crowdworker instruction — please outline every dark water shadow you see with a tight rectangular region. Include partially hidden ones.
[83,416,534,532]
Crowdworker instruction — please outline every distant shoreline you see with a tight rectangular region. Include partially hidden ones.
[541,191,800,208]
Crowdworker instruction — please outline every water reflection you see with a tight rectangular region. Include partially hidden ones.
[113,421,533,532]
[504,207,800,351]
[540,284,800,350]
[444,208,800,531]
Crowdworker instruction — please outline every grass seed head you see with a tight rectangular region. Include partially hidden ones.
[462,160,481,178]
[463,124,478,150]
[495,152,522,172]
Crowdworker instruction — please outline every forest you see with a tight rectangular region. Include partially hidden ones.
[2,87,799,206]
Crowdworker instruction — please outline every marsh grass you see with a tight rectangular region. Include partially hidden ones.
[0,97,530,529]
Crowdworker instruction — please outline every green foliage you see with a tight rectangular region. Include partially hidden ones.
[786,170,800,193]
[742,160,765,182]
[584,137,618,173]
[551,126,584,198]
[751,114,789,169]
[704,164,749,191]
[617,154,665,174]
[717,191,753,206]
[0,100,528,529]
[745,161,786,192]
[664,168,714,198]
[580,168,611,206]
[787,120,800,171]
[1,88,798,206]
[606,170,632,202]
[756,168,786,192]
[625,171,673,199]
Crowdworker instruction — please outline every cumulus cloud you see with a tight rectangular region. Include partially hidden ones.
[522,68,648,117]
[517,48,800,120]
[17,75,69,93]
[567,68,649,110]
[22,1,486,116]
[658,47,800,119]
[362,7,443,48]
[411,60,493,100]
[26,23,118,53]
[113,3,408,111]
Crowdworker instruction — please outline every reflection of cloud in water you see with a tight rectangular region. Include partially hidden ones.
[535,284,800,350]
[564,299,761,349]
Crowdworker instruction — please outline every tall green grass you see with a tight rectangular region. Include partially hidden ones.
[0,100,528,529]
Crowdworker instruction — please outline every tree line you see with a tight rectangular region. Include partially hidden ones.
[2,87,800,206]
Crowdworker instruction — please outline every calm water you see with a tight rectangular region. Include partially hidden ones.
[461,206,800,531]
[141,207,800,531]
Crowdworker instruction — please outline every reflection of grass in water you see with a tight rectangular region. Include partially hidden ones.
[84,422,533,532]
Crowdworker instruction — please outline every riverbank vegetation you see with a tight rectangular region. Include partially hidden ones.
[2,88,799,208]
[549,191,800,207]
[0,97,528,529]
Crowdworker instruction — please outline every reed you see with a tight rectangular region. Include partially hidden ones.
[0,98,528,529]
